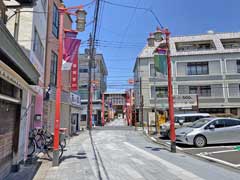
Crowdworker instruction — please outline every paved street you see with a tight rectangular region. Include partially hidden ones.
[156,135,240,169]
[32,119,240,180]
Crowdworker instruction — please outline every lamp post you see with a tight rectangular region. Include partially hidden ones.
[53,4,87,167]
[154,27,176,153]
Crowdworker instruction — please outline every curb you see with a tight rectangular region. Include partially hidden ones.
[143,131,171,151]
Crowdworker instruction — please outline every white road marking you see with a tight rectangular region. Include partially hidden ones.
[206,149,238,155]
[197,153,240,168]
[181,146,237,150]
[124,142,204,180]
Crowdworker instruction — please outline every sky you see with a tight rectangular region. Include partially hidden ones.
[65,0,240,92]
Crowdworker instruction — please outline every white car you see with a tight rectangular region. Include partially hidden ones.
[176,117,240,147]
[160,113,210,138]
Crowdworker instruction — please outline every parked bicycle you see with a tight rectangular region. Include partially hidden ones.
[27,128,64,161]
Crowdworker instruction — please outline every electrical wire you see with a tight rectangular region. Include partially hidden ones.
[101,0,164,28]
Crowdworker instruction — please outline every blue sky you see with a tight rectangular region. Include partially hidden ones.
[65,0,240,92]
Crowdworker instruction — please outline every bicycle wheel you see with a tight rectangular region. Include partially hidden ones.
[46,144,63,161]
[27,139,35,157]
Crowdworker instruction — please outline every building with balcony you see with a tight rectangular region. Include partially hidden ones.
[78,49,108,126]
[133,31,240,124]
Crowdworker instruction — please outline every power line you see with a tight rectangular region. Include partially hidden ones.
[101,0,164,28]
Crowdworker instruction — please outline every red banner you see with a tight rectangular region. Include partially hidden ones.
[63,31,81,91]
[71,55,78,91]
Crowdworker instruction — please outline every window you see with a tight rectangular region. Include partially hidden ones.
[79,84,88,88]
[187,62,209,75]
[237,60,240,73]
[199,108,225,114]
[151,86,168,98]
[225,119,240,127]
[50,51,58,86]
[52,3,59,38]
[189,86,211,97]
[33,28,44,64]
[210,119,225,128]
[150,64,156,77]
[79,68,88,73]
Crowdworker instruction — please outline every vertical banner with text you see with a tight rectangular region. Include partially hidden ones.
[63,31,81,91]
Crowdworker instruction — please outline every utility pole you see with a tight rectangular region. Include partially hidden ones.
[87,0,100,130]
[87,34,93,130]
[139,77,144,130]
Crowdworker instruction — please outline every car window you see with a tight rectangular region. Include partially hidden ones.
[210,119,225,128]
[185,116,195,123]
[190,118,212,128]
[225,119,240,127]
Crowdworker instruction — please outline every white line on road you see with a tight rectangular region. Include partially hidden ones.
[206,149,238,155]
[181,146,237,150]
[196,153,240,168]
[124,142,204,180]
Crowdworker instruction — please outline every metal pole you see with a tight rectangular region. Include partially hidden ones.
[165,29,176,153]
[14,8,20,41]
[102,93,105,126]
[53,7,64,166]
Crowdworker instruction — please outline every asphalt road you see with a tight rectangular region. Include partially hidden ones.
[89,119,240,180]
[34,119,240,180]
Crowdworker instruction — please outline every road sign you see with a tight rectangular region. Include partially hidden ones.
[174,94,197,108]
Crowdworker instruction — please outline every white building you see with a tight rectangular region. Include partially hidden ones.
[134,30,240,123]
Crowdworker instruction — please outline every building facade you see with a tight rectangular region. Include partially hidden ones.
[0,0,40,178]
[43,0,78,136]
[5,0,47,129]
[134,31,240,124]
[78,50,108,126]
[104,92,126,121]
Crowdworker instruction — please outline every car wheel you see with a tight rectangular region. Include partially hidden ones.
[194,135,207,148]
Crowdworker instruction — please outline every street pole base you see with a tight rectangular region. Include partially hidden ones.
[52,150,59,167]
[171,141,176,153]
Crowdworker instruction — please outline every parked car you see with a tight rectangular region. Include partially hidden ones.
[160,113,210,138]
[175,117,240,147]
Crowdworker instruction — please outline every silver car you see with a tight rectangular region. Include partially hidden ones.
[175,117,240,147]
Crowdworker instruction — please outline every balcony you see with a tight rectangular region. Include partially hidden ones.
[221,38,240,49]
[175,40,216,52]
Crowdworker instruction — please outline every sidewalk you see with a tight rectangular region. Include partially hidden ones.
[33,130,97,180]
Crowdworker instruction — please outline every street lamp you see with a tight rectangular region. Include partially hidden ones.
[76,9,87,32]
[53,4,87,167]
[154,27,176,153]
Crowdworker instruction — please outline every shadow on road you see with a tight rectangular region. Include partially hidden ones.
[60,154,87,163]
